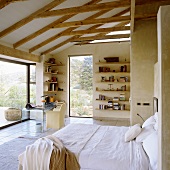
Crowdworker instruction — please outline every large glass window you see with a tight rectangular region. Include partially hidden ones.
[0,61,27,109]
[0,59,36,127]
[69,55,93,117]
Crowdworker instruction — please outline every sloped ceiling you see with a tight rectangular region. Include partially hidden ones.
[0,0,170,61]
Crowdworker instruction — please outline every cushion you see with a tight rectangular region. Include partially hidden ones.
[125,124,142,142]
[136,125,155,143]
[142,115,156,128]
[142,132,158,170]
[153,112,158,131]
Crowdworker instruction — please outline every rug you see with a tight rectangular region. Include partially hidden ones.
[0,137,37,170]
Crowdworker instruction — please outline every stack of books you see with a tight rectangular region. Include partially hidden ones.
[113,97,119,101]
[119,76,126,82]
[113,103,119,110]
[119,93,126,101]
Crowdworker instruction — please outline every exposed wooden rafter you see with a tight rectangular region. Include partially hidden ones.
[13,0,102,49]
[37,0,131,18]
[29,7,118,53]
[0,0,26,9]
[0,44,40,62]
[53,16,131,28]
[61,26,130,36]
[131,0,135,32]
[0,0,66,38]
[41,8,130,54]
[70,34,130,42]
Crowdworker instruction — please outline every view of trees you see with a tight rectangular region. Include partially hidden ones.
[70,56,93,117]
[0,62,36,109]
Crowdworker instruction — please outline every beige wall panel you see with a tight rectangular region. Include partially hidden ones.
[157,5,170,170]
[131,19,158,125]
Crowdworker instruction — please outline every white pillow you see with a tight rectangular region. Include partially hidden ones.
[136,125,155,143]
[153,112,158,131]
[125,124,142,142]
[142,132,158,170]
[142,115,156,128]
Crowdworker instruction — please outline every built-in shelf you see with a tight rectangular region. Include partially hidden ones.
[44,81,65,84]
[95,62,130,65]
[96,81,130,84]
[44,72,64,75]
[96,71,130,74]
[96,90,130,92]
[44,91,65,93]
[44,63,65,66]
[95,108,130,111]
[96,99,129,103]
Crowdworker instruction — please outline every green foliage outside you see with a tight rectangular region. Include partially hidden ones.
[70,56,93,117]
[0,62,36,110]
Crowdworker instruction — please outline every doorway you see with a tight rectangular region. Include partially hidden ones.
[69,55,93,117]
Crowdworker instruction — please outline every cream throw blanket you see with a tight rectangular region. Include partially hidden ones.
[18,135,80,170]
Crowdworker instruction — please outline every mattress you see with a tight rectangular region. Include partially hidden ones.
[53,123,149,170]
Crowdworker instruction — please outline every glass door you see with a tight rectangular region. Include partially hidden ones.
[69,55,93,117]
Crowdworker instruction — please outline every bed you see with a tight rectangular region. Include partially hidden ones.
[18,98,158,170]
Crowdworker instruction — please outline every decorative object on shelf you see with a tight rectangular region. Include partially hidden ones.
[119,93,126,101]
[121,85,126,91]
[104,57,119,62]
[120,65,127,72]
[46,58,55,64]
[101,76,106,82]
[99,94,105,100]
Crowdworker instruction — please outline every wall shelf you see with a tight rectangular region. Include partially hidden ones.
[95,62,130,65]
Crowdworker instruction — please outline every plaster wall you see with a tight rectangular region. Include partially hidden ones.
[54,42,130,118]
[131,19,158,125]
[157,5,170,170]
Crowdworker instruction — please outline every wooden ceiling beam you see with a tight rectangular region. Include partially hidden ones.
[75,40,130,45]
[38,0,130,18]
[41,8,130,54]
[13,0,101,49]
[29,8,114,53]
[0,0,66,38]
[0,0,25,9]
[70,34,130,42]
[53,16,131,28]
[131,0,135,33]
[0,44,40,62]
[61,26,130,36]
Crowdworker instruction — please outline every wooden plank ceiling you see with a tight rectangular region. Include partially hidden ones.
[0,0,170,57]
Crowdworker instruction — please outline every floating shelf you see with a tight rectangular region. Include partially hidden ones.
[96,71,130,74]
[44,81,65,84]
[44,72,64,75]
[96,90,130,92]
[95,62,130,65]
[95,108,130,111]
[44,63,65,66]
[96,99,130,103]
[44,91,65,93]
[96,81,130,84]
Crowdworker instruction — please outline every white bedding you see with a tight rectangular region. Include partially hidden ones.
[53,123,149,170]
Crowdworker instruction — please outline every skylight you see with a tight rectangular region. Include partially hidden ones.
[107,30,131,35]
[90,37,131,43]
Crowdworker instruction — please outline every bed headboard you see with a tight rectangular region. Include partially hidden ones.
[153,97,158,114]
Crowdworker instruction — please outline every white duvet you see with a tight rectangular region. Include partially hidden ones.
[53,123,149,170]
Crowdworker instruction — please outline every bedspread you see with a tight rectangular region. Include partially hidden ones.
[53,123,149,170]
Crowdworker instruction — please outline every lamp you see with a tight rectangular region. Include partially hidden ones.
[137,113,145,122]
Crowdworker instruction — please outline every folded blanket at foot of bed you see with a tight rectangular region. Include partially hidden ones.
[18,135,80,170]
